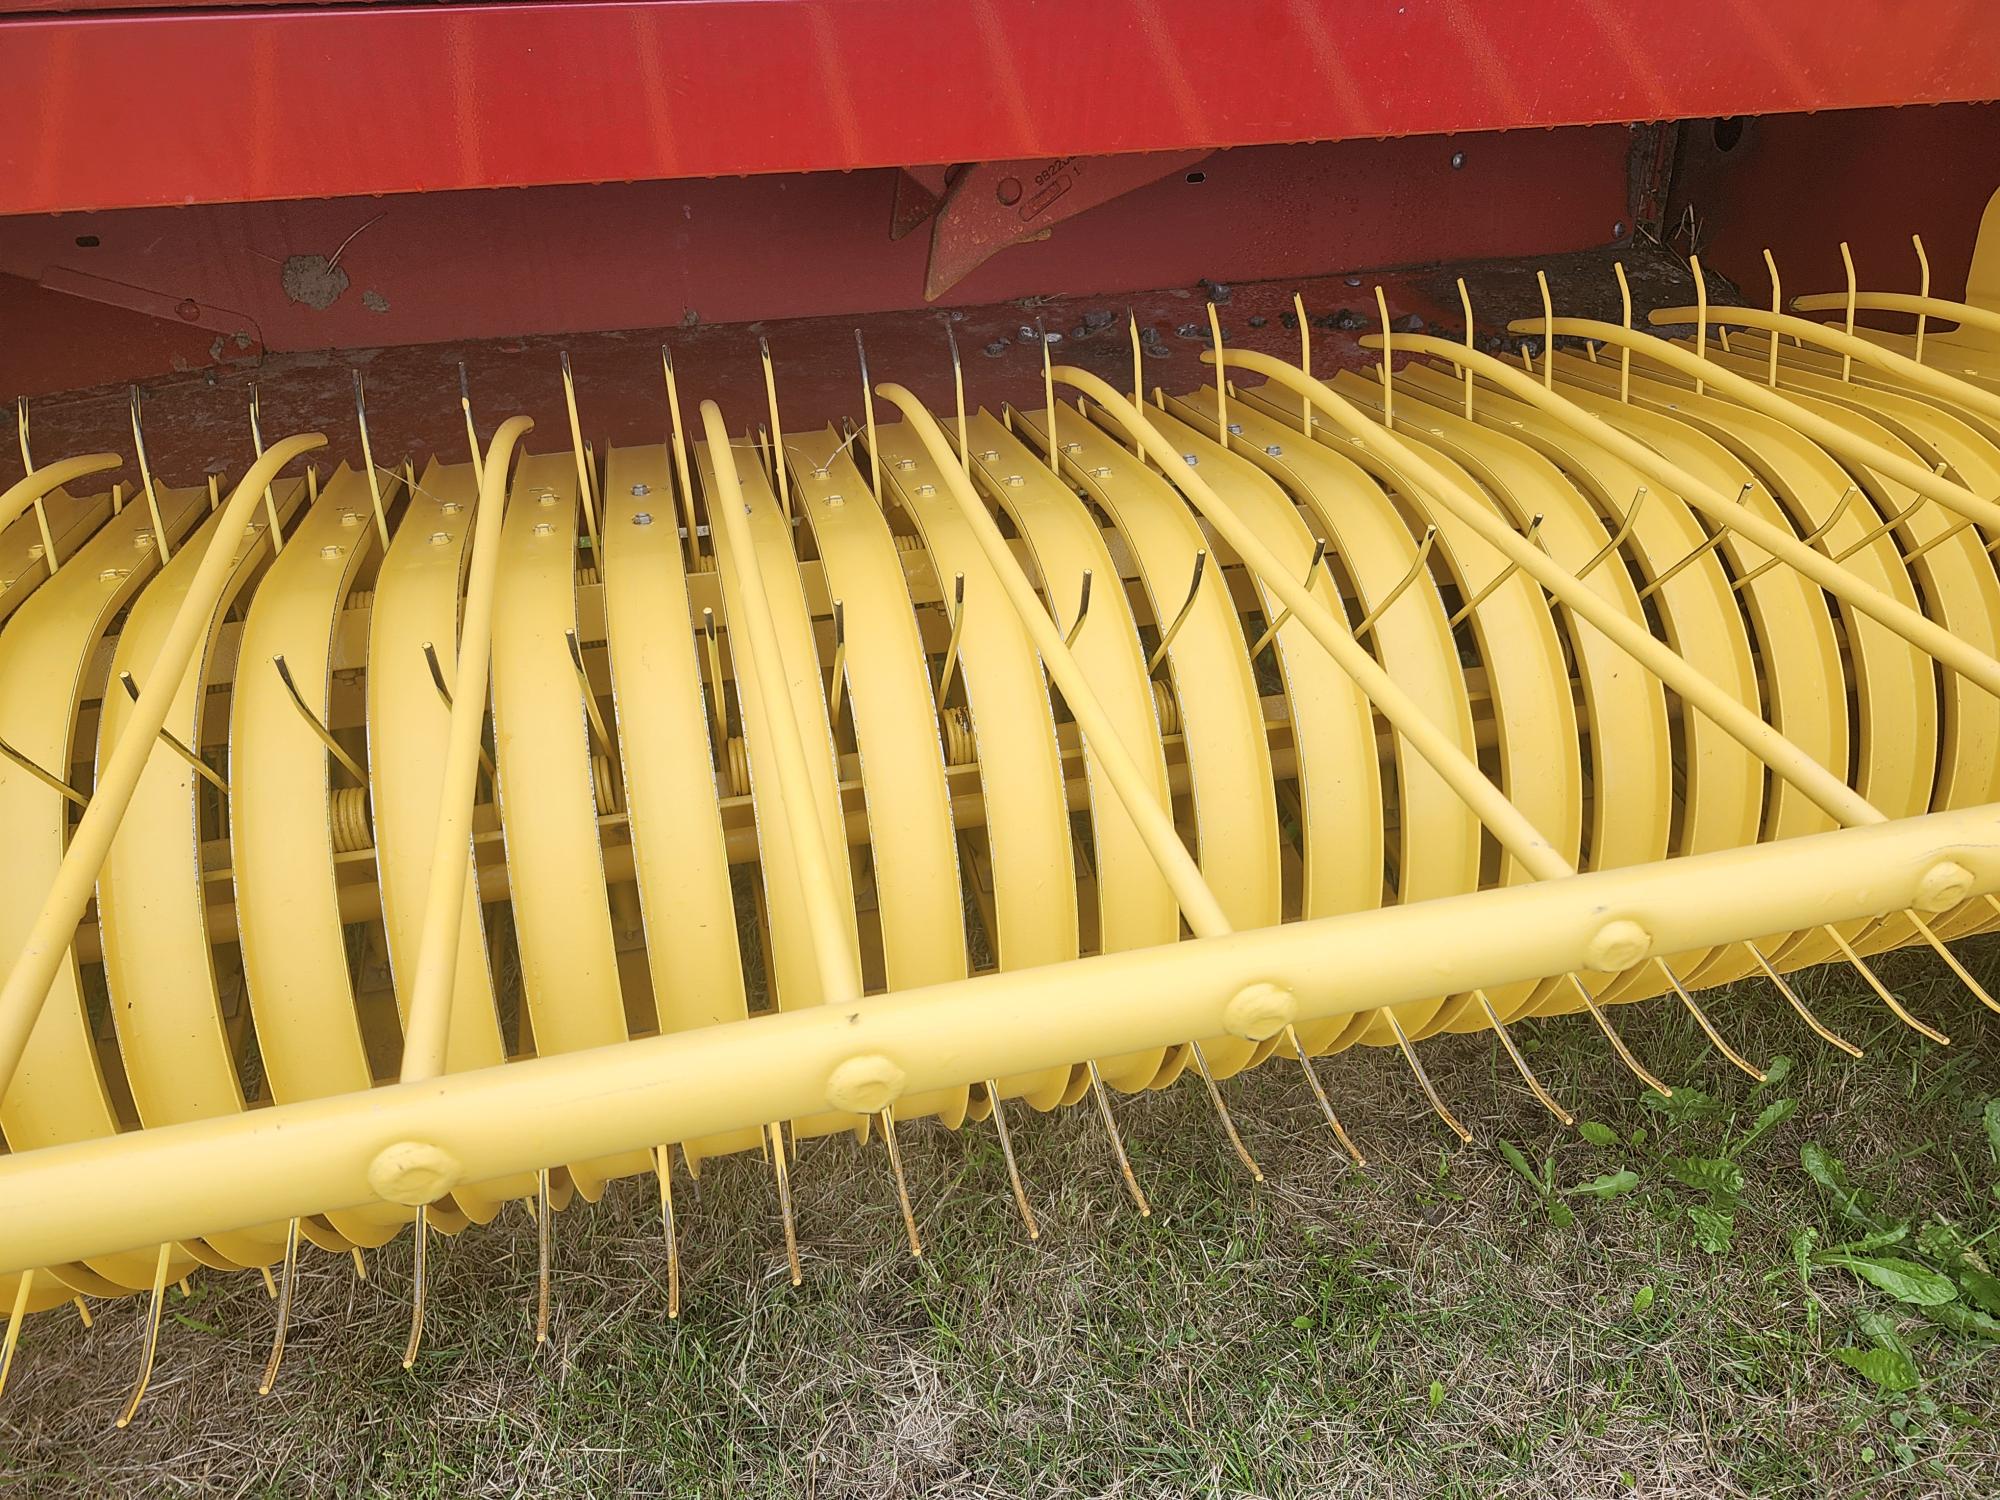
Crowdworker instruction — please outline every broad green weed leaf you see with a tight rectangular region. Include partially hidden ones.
[1687,1203,1735,1254]
[1565,1170,1640,1200]
[1817,1255,1959,1307]
[1664,1155,1743,1197]
[1497,1139,1541,1193]
[1834,1345,1920,1392]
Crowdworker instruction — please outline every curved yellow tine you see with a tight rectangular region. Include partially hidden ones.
[257,1217,302,1395]
[984,1083,1040,1241]
[1655,959,1765,1081]
[769,1122,802,1285]
[1384,1008,1472,1143]
[653,1146,682,1319]
[1086,1061,1150,1216]
[1824,926,1949,1044]
[1288,1025,1366,1166]
[1476,989,1573,1126]
[114,1244,172,1428]
[1187,1040,1264,1182]
[0,1268,30,1403]
[400,1205,427,1369]
[1744,943,1862,1058]
[1566,972,1673,1097]
[879,1107,924,1258]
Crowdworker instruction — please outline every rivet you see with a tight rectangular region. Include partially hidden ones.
[441,500,463,515]
[429,531,451,545]
[1089,466,1113,478]
[632,511,653,526]
[979,449,999,462]
[1182,453,1199,466]
[98,567,128,582]
[895,457,917,471]
[1004,474,1024,487]
[631,482,651,497]
[533,521,554,536]
[827,493,845,507]
[1265,444,1284,456]
[915,483,937,497]
[339,510,361,527]
[537,490,557,506]
[1226,422,1243,436]
[319,544,343,560]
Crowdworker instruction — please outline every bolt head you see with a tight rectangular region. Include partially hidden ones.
[367,1141,462,1205]
[1586,919,1652,972]
[632,511,653,526]
[826,1053,906,1114]
[1223,982,1297,1041]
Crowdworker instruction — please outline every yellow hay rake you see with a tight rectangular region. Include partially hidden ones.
[6,215,2000,1421]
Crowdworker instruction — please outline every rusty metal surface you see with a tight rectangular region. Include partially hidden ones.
[0,128,1635,399]
[0,245,1696,498]
[921,152,1213,300]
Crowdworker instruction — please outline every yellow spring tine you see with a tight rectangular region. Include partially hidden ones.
[0,1269,31,1404]
[1566,973,1673,1098]
[114,1244,172,1428]
[1823,926,1949,1045]
[984,1082,1040,1241]
[1475,990,1573,1126]
[1287,1025,1366,1167]
[1086,1061,1150,1216]
[1187,1039,1264,1183]
[879,1107,924,1259]
[258,1217,302,1395]
[1655,959,1766,1081]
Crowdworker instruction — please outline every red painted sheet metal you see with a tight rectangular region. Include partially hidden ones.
[2,0,1999,216]
[0,128,1633,391]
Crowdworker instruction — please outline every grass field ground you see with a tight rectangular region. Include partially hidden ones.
[4,939,1999,1497]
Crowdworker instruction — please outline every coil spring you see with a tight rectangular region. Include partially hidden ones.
[942,705,976,766]
[330,786,371,853]
[724,735,750,797]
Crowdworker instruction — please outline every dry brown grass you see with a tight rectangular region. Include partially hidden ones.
[5,942,2000,1497]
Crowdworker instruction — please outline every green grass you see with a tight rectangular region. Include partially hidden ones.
[5,940,2000,1496]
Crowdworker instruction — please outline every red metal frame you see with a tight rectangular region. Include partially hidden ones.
[4,0,2000,217]
[0,127,1637,396]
